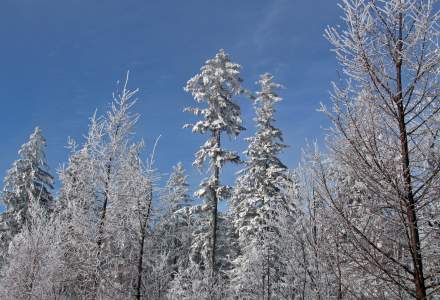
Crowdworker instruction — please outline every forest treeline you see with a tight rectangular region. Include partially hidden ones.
[0,0,440,299]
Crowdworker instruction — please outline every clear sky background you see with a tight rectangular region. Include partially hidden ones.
[0,0,342,196]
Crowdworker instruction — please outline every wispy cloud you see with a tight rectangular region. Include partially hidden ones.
[250,0,288,52]
[233,0,293,77]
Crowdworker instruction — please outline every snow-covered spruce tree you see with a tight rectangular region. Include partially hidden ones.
[162,162,192,212]
[144,162,193,299]
[317,0,440,297]
[184,49,245,274]
[0,127,54,267]
[156,162,192,275]
[230,73,293,299]
[166,206,231,300]
[2,127,54,213]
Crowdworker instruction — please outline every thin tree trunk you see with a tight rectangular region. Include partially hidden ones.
[312,191,321,300]
[395,12,426,299]
[335,240,342,300]
[210,130,220,273]
[91,160,112,299]
[134,184,153,300]
[134,231,146,300]
[266,245,271,300]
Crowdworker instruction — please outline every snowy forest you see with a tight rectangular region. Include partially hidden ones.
[1,0,440,299]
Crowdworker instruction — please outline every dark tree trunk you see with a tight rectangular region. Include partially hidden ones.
[210,130,220,273]
[134,184,153,300]
[91,160,112,299]
[395,13,426,299]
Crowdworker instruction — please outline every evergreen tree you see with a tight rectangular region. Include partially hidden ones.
[0,127,54,267]
[162,162,191,213]
[230,73,292,299]
[184,49,245,273]
[148,163,193,297]
[2,127,54,218]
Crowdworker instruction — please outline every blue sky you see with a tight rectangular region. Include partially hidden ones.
[0,0,341,195]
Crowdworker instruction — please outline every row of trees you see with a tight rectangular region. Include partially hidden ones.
[0,0,439,299]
